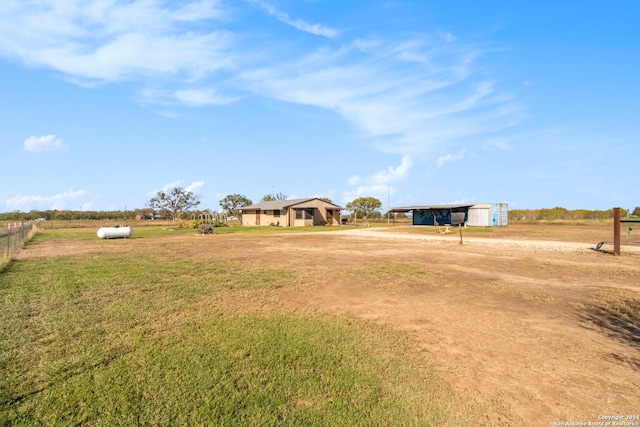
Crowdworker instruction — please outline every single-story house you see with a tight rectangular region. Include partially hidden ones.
[135,213,163,220]
[389,203,508,227]
[240,198,342,227]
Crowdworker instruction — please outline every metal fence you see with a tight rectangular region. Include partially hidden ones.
[1,220,41,268]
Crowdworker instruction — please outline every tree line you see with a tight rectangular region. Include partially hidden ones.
[0,209,134,222]
[3,188,636,223]
[0,188,388,224]
[509,206,640,221]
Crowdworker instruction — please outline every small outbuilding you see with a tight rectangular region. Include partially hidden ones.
[467,203,509,227]
[240,198,342,227]
[390,203,508,227]
[390,204,472,226]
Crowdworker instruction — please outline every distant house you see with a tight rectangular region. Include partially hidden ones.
[389,203,508,227]
[240,198,342,227]
[135,213,163,220]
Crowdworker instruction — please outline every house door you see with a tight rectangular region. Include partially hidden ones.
[256,210,260,225]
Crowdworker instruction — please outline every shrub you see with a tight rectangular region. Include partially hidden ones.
[198,223,214,234]
[189,219,204,229]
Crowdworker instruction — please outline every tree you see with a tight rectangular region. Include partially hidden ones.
[219,194,253,224]
[346,197,382,220]
[262,192,287,202]
[147,187,200,223]
[633,207,640,217]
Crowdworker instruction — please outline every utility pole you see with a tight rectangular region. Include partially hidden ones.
[387,187,390,224]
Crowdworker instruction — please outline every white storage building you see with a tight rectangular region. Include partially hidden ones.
[467,203,509,227]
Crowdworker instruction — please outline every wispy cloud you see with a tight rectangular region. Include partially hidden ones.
[250,0,341,38]
[2,1,521,173]
[138,88,240,107]
[5,189,89,210]
[240,38,521,156]
[0,0,233,84]
[437,148,467,167]
[24,134,65,152]
[174,89,239,106]
[482,137,511,151]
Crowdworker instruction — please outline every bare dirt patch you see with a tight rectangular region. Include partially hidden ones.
[17,224,640,425]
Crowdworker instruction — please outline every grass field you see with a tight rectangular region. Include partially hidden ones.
[3,221,639,425]
[0,227,483,426]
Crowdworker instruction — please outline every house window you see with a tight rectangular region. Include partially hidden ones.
[274,210,280,217]
[306,208,314,219]
[296,209,303,219]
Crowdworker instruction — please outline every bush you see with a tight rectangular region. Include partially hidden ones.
[189,219,204,229]
[198,223,214,234]
[197,222,228,234]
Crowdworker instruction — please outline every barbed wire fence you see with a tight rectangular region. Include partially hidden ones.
[1,220,42,269]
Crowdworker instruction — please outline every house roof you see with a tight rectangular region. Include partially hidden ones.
[240,198,342,211]
[389,204,473,212]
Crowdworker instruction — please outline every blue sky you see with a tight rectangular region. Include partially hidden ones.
[1,0,638,213]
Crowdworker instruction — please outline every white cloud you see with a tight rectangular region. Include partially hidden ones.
[344,157,411,207]
[140,88,240,107]
[186,181,205,193]
[24,134,65,152]
[349,155,412,186]
[161,180,184,192]
[251,0,341,38]
[174,89,239,106]
[240,39,521,155]
[148,180,205,196]
[0,0,234,84]
[5,189,89,210]
[437,148,467,167]
[2,1,521,156]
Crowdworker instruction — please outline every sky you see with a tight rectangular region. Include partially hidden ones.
[1,0,638,213]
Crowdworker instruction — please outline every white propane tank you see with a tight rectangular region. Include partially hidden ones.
[97,226,133,239]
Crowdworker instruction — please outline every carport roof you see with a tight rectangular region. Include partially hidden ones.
[389,204,473,212]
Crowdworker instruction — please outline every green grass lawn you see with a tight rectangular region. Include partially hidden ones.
[0,230,482,426]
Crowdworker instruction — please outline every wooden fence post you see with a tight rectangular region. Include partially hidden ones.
[613,207,621,256]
